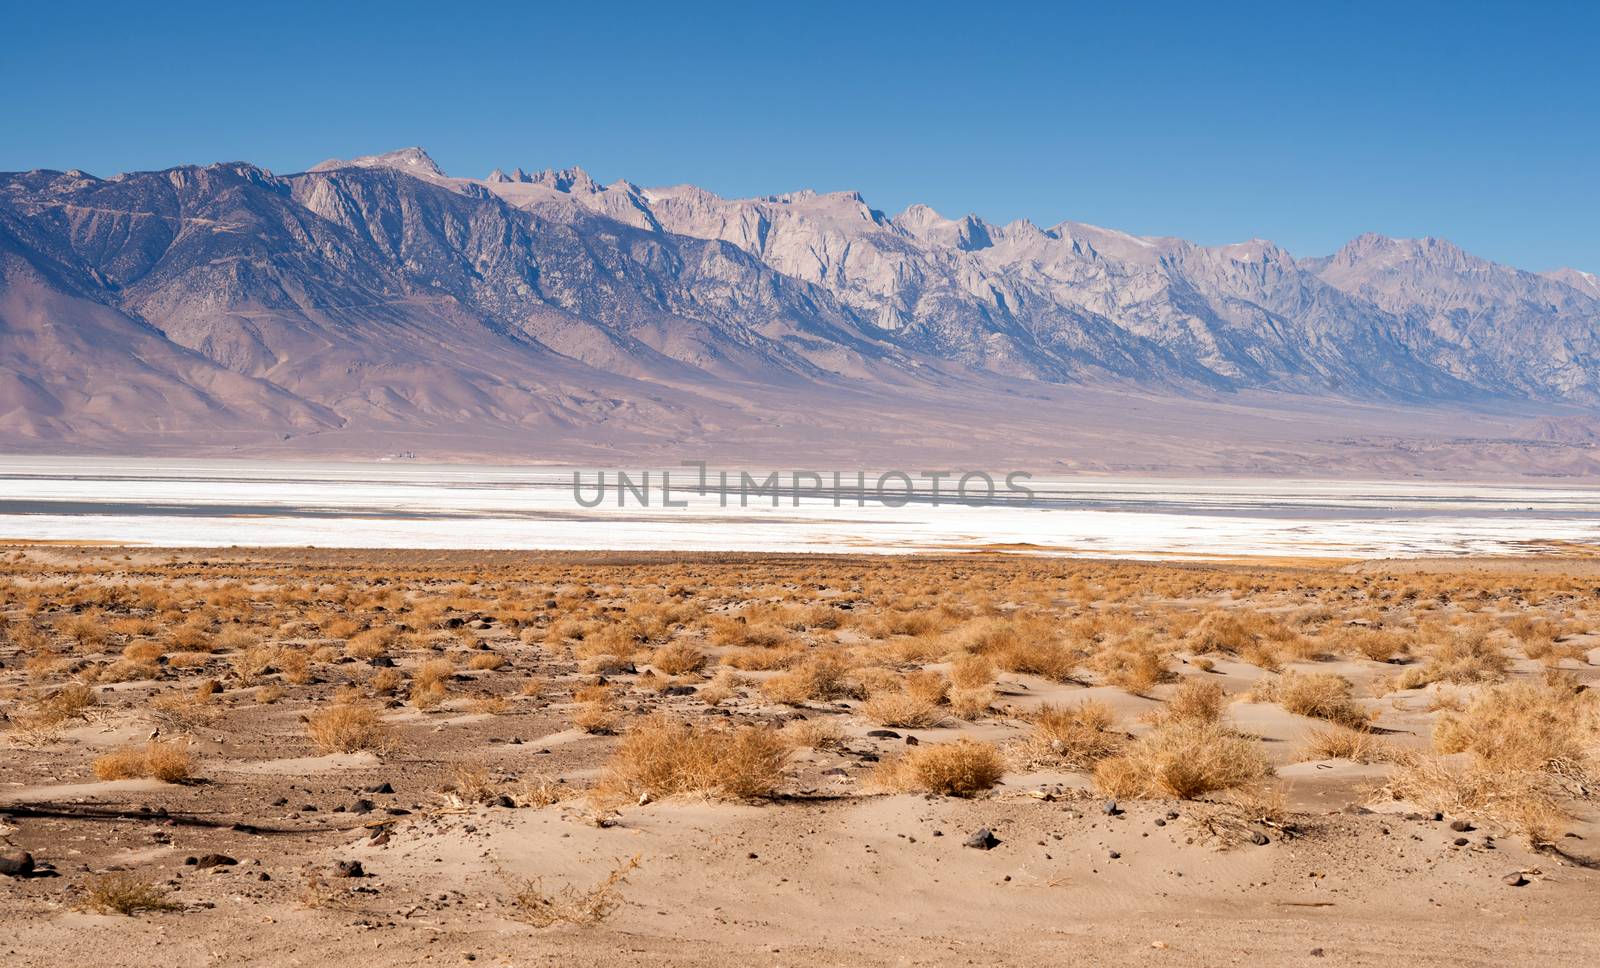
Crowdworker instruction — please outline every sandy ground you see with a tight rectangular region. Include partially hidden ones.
[2,547,1598,966]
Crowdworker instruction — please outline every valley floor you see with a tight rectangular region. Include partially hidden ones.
[2,547,1598,966]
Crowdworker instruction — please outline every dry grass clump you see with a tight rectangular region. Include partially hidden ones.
[1020,700,1126,769]
[948,686,996,720]
[1298,724,1392,763]
[780,717,845,750]
[508,856,639,927]
[468,651,509,671]
[760,653,859,705]
[990,638,1077,683]
[1094,720,1272,800]
[873,738,1005,797]
[305,703,390,754]
[1395,631,1509,689]
[948,654,994,689]
[1431,681,1597,782]
[598,715,788,802]
[696,669,747,707]
[1160,678,1227,724]
[859,689,942,728]
[1382,753,1569,844]
[649,641,707,676]
[710,619,792,649]
[1186,610,1253,654]
[92,738,194,782]
[11,683,96,735]
[1253,671,1371,729]
[84,873,183,916]
[1381,681,1597,842]
[410,658,454,709]
[1092,641,1169,694]
[573,701,620,734]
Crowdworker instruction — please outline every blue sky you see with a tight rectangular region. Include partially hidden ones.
[5,0,1596,271]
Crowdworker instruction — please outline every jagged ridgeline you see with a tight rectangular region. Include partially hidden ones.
[2,147,1598,462]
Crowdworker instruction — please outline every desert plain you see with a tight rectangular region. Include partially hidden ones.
[2,545,1598,966]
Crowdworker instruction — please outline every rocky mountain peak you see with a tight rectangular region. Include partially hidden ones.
[309,147,445,178]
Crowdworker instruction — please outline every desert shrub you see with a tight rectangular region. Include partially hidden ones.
[468,651,508,671]
[1298,724,1392,763]
[59,612,109,649]
[1397,631,1509,688]
[649,641,707,676]
[1254,671,1370,729]
[710,619,792,649]
[993,639,1077,683]
[1161,678,1227,724]
[93,739,194,782]
[509,856,639,927]
[11,683,96,734]
[1382,752,1571,844]
[761,653,859,705]
[873,739,1004,797]
[85,874,182,916]
[903,669,950,706]
[1021,700,1126,769]
[305,704,390,753]
[860,689,942,728]
[948,686,996,720]
[1092,641,1169,694]
[948,654,994,689]
[599,715,788,801]
[780,717,845,750]
[1431,681,1597,781]
[572,701,620,734]
[1093,721,1272,800]
[345,628,393,659]
[1186,610,1252,654]
[411,658,454,708]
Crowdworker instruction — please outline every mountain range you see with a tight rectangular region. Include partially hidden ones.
[3,146,1598,475]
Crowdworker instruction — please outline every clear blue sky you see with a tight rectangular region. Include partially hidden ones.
[5,0,1596,271]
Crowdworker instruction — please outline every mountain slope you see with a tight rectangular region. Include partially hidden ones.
[1,148,1597,474]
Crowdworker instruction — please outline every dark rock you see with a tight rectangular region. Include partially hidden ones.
[1249,830,1270,846]
[352,799,375,814]
[1453,837,1470,846]
[866,730,901,739]
[1102,800,1121,816]
[492,794,516,808]
[963,828,1000,850]
[332,860,365,878]
[1153,818,1166,827]
[1503,872,1528,887]
[194,853,237,869]
[367,782,394,794]
[0,850,35,877]
[1448,819,1474,832]
[369,656,395,668]
[660,685,696,697]
[1108,850,1121,859]
[1309,948,1325,958]
[903,735,919,746]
